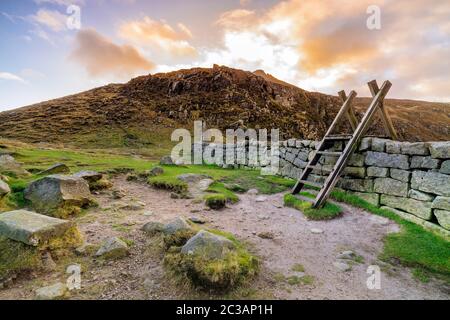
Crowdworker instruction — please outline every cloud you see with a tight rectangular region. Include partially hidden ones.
[33,0,84,6]
[70,29,155,78]
[118,17,197,60]
[0,72,26,83]
[210,0,450,101]
[29,8,67,32]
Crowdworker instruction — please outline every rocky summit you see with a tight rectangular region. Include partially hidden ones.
[0,65,447,146]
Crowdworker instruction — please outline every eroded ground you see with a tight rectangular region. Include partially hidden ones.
[1,175,449,300]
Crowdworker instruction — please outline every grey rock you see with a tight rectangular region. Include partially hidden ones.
[367,166,388,178]
[348,154,365,167]
[390,169,411,183]
[429,141,450,159]
[411,171,450,196]
[24,175,92,216]
[0,210,73,246]
[310,228,323,234]
[181,230,235,259]
[374,178,408,197]
[160,156,174,165]
[380,195,432,220]
[296,151,309,162]
[348,191,380,206]
[0,154,30,176]
[432,196,450,211]
[337,251,355,260]
[338,178,373,193]
[371,138,389,152]
[142,221,164,236]
[333,261,351,272]
[369,215,390,226]
[440,160,450,174]
[35,283,68,300]
[255,196,267,202]
[162,217,192,235]
[359,137,372,151]
[177,173,212,183]
[95,237,129,259]
[293,158,308,169]
[408,189,435,202]
[149,166,164,176]
[434,210,450,230]
[73,170,103,183]
[385,141,402,154]
[189,216,206,224]
[365,151,409,170]
[38,163,70,175]
[0,179,11,198]
[401,142,429,155]
[343,167,366,178]
[411,156,440,169]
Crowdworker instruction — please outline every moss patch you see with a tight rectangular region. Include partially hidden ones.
[164,228,258,291]
[0,237,42,281]
[148,175,188,194]
[284,193,342,220]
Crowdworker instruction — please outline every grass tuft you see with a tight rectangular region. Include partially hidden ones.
[284,193,342,220]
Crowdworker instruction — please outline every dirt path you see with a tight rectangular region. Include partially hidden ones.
[1,176,448,300]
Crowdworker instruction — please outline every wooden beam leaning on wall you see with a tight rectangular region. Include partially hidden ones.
[367,80,398,140]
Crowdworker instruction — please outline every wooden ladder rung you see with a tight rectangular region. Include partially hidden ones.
[316,151,342,156]
[307,165,333,173]
[297,179,323,189]
[324,135,352,140]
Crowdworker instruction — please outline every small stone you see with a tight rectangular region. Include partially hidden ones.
[162,217,192,235]
[188,216,206,224]
[41,252,57,271]
[160,156,174,165]
[310,228,323,234]
[181,230,235,259]
[336,250,355,260]
[149,166,164,176]
[247,189,259,195]
[0,179,11,198]
[73,170,103,183]
[143,210,154,216]
[257,231,275,239]
[95,237,129,259]
[112,189,126,199]
[35,283,68,300]
[369,215,390,226]
[255,196,267,202]
[333,261,351,272]
[120,201,145,211]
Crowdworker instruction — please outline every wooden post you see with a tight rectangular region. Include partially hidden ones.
[367,80,398,140]
[338,90,358,131]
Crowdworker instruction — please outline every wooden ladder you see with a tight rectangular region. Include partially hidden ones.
[292,80,396,208]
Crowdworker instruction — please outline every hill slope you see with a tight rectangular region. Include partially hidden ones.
[0,65,448,148]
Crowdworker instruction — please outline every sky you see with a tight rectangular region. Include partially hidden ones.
[0,0,449,111]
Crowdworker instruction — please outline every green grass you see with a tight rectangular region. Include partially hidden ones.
[284,193,343,220]
[330,190,450,280]
[206,182,239,203]
[221,172,295,194]
[291,263,305,273]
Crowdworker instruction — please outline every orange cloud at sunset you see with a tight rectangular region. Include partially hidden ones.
[70,29,154,77]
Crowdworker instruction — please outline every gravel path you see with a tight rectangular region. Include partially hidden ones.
[1,176,448,300]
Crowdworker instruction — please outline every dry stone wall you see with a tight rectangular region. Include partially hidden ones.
[199,138,450,235]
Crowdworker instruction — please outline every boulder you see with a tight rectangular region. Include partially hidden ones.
[374,178,408,197]
[73,171,103,183]
[440,160,450,174]
[390,169,411,183]
[410,156,440,169]
[24,175,93,218]
[35,283,68,300]
[365,151,409,170]
[0,210,73,246]
[0,179,11,198]
[411,171,450,196]
[432,196,450,211]
[0,154,30,176]
[429,142,450,159]
[401,142,429,155]
[149,166,164,176]
[38,163,70,175]
[142,221,164,236]
[95,237,129,259]
[380,195,432,220]
[434,210,450,230]
[163,217,192,235]
[181,230,236,259]
[160,156,174,165]
[367,166,388,178]
[408,189,435,202]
